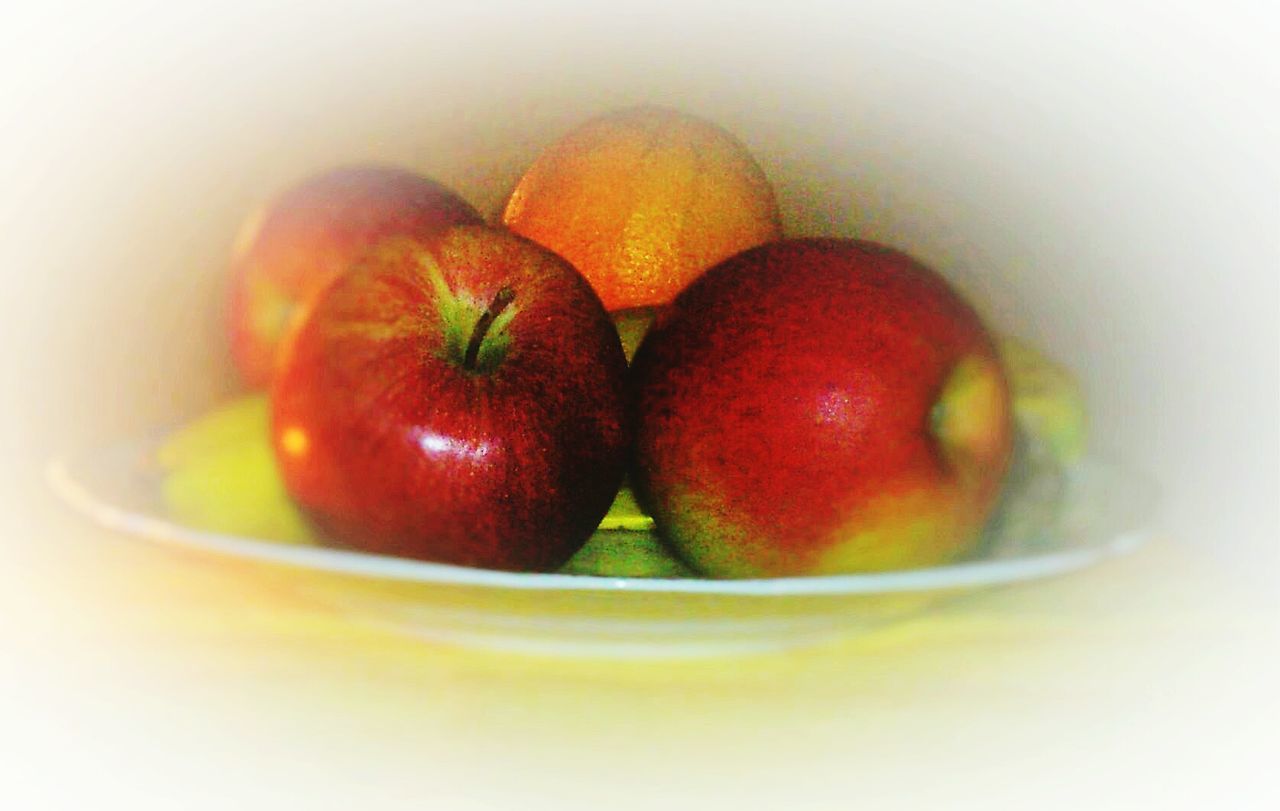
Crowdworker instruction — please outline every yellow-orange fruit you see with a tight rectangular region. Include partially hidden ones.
[502,106,782,310]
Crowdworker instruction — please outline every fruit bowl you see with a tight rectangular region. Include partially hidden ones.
[46,429,1157,658]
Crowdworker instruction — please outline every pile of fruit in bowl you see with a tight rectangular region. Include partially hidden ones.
[161,106,1088,582]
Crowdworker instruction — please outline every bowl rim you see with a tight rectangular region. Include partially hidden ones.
[44,446,1156,597]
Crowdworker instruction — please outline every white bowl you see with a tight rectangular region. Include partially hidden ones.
[47,430,1157,658]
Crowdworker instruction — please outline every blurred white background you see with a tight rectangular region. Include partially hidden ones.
[1,1,1276,809]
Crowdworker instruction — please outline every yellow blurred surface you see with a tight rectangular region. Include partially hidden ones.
[6,480,1275,810]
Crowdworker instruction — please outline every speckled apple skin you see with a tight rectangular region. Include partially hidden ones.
[271,226,631,572]
[630,238,1014,578]
[228,165,483,388]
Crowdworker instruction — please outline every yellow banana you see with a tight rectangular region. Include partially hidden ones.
[156,394,314,544]
[155,393,273,470]
[597,483,655,531]
[975,337,1089,555]
[152,336,1087,572]
[999,336,1088,465]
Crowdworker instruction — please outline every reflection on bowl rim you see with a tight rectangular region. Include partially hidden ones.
[44,454,1155,598]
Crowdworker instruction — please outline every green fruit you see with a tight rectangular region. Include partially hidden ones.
[999,336,1087,464]
[157,395,313,544]
[560,529,694,578]
[561,482,689,577]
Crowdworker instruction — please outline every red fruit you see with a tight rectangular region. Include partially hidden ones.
[630,238,1014,578]
[271,225,631,571]
[227,165,482,388]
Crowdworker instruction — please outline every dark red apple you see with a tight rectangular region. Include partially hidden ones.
[227,165,482,388]
[630,238,1014,578]
[270,225,631,571]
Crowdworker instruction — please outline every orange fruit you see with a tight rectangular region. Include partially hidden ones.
[501,106,782,311]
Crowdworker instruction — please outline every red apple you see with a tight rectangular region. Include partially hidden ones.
[270,225,631,571]
[227,165,483,388]
[630,238,1014,578]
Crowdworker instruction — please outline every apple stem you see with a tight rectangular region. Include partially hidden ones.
[463,287,516,371]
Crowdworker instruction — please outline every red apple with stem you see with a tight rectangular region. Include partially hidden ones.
[227,165,483,388]
[630,238,1014,578]
[271,225,631,571]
